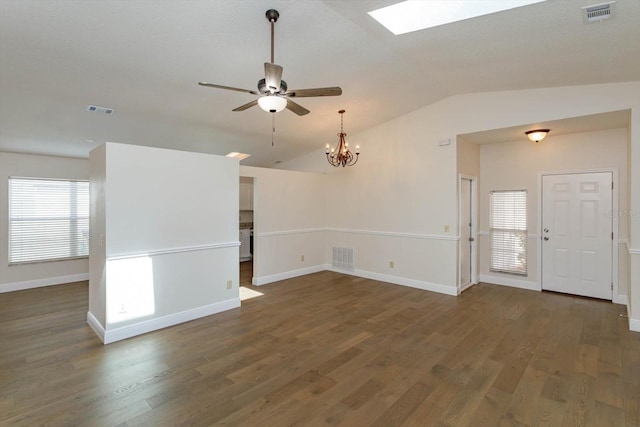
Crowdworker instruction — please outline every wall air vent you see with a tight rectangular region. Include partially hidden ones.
[582,2,614,23]
[87,105,114,115]
[332,247,355,272]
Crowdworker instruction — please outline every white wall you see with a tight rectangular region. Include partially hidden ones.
[0,152,89,292]
[240,165,327,285]
[88,143,240,343]
[478,128,629,302]
[284,82,640,307]
[322,113,460,295]
[457,138,480,178]
[89,144,106,325]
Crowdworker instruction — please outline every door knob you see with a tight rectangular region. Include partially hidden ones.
[469,237,474,242]
[543,237,549,241]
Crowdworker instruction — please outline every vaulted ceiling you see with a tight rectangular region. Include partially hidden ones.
[1,0,639,167]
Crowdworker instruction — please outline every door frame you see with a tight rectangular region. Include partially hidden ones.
[537,168,620,302]
[458,174,478,293]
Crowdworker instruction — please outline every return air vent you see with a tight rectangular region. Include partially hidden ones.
[332,247,354,272]
[582,2,614,23]
[87,105,114,115]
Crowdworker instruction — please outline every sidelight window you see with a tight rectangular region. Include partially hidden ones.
[490,190,527,276]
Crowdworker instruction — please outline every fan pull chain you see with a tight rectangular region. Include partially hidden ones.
[272,114,275,147]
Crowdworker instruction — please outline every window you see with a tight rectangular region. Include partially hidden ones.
[9,177,89,264]
[490,190,527,276]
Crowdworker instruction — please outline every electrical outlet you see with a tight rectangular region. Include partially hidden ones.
[226,280,233,289]
[444,225,450,233]
[301,255,305,262]
[389,261,394,268]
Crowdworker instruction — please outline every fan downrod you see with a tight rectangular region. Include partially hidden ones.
[265,9,279,22]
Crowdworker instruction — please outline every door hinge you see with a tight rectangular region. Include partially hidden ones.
[611,283,613,290]
[612,232,614,240]
[612,182,614,190]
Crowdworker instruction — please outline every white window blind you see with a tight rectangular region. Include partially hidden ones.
[490,190,527,276]
[9,177,89,265]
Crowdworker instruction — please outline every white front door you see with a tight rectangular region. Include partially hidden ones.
[541,172,612,299]
[459,178,472,289]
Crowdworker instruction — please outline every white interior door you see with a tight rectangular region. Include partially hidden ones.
[459,178,472,289]
[541,172,612,299]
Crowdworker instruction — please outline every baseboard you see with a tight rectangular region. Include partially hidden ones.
[92,298,241,344]
[630,317,640,333]
[479,274,540,291]
[1,273,89,293]
[87,311,106,342]
[252,264,327,286]
[613,294,628,306]
[459,281,476,294]
[328,267,458,296]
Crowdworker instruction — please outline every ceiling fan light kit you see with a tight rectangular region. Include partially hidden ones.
[258,95,287,113]
[198,9,342,116]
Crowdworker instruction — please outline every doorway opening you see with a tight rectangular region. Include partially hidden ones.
[239,176,255,286]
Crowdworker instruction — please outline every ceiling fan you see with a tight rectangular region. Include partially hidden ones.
[198,9,342,116]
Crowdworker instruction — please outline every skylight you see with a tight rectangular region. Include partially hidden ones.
[368,0,547,35]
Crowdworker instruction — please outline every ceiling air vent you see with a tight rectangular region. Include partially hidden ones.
[582,2,614,23]
[86,105,114,115]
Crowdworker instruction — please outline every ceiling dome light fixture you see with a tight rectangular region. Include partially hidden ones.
[326,110,359,167]
[525,129,550,143]
[258,95,287,113]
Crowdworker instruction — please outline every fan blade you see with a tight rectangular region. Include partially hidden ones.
[198,82,259,95]
[285,87,342,98]
[286,99,310,116]
[264,63,283,92]
[232,99,258,112]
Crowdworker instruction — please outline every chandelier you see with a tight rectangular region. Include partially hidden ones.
[325,110,359,167]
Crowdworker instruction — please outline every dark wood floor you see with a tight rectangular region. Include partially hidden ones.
[1,272,638,426]
[240,260,253,287]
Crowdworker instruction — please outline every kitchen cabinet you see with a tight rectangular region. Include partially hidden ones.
[239,228,252,260]
[239,182,253,211]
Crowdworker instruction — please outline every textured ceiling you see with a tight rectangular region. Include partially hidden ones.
[1,0,639,166]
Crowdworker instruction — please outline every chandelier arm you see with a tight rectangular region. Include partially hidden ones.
[344,151,352,166]
[326,151,340,167]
